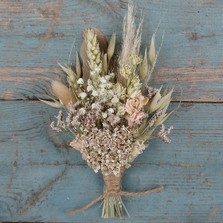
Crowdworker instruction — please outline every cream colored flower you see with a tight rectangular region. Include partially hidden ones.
[79,108,86,115]
[102,112,107,118]
[79,92,87,99]
[107,108,114,114]
[92,90,98,96]
[87,85,93,92]
[111,96,119,104]
[77,78,84,85]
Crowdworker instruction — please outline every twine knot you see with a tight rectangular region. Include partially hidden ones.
[67,171,163,215]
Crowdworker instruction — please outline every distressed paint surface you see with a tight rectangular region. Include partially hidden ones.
[0,0,223,222]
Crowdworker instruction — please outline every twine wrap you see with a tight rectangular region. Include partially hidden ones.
[103,172,122,195]
[102,172,124,218]
[67,170,163,217]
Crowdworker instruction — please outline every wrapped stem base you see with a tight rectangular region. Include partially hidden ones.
[67,170,164,218]
[102,172,126,218]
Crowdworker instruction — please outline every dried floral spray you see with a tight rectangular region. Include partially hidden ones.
[41,2,174,218]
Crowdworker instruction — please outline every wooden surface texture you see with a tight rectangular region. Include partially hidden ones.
[0,0,223,222]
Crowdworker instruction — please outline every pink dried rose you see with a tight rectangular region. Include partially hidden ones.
[125,96,149,126]
[126,111,147,126]
[125,96,149,114]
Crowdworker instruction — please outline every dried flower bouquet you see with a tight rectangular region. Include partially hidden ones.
[41,2,173,218]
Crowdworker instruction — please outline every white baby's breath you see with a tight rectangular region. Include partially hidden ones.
[111,96,119,104]
[87,85,93,92]
[102,112,107,118]
[110,73,115,78]
[106,83,113,89]
[92,90,98,96]
[107,108,114,114]
[105,75,111,81]
[79,108,86,115]
[77,78,84,85]
[90,70,96,76]
[91,103,99,109]
[99,89,106,96]
[79,92,87,99]
[99,77,107,84]
[46,3,174,219]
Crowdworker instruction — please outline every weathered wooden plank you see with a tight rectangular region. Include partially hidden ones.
[1,0,223,102]
[0,0,223,67]
[0,101,222,222]
[1,67,223,102]
[1,1,223,223]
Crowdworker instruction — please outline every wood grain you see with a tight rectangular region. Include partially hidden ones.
[1,0,223,222]
[1,67,223,102]
[0,101,222,222]
[1,0,223,68]
[1,0,223,102]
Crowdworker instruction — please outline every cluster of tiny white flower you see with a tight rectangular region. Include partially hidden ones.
[87,73,118,103]
[44,3,175,218]
[51,102,146,175]
[79,126,133,175]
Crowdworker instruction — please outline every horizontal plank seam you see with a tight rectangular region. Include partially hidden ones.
[1,98,223,103]
[1,163,204,168]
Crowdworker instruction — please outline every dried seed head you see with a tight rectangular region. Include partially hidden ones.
[75,52,82,78]
[157,124,173,144]
[51,81,75,106]
[140,49,149,80]
[149,34,156,65]
[107,32,116,62]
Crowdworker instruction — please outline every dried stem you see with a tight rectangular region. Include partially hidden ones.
[120,2,143,65]
[67,171,163,218]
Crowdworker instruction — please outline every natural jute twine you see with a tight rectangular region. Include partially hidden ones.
[67,172,163,215]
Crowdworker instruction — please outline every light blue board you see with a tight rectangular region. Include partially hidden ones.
[0,0,223,101]
[0,102,222,222]
[1,0,223,222]
[0,0,223,68]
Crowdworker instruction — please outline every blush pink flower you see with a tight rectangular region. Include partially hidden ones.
[126,111,147,127]
[125,96,149,127]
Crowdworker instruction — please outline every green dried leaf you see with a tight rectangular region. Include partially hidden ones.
[114,83,126,101]
[80,35,90,83]
[58,63,76,81]
[139,127,155,142]
[94,28,108,53]
[39,99,63,108]
[149,34,156,65]
[156,89,173,111]
[140,49,148,80]
[75,52,81,78]
[155,111,173,127]
[132,119,147,139]
[103,53,108,75]
[107,33,116,63]
[149,87,162,112]
[161,100,171,114]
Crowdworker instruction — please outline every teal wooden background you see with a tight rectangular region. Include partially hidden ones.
[0,0,223,222]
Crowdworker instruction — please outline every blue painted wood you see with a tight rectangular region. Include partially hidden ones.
[0,0,223,101]
[0,0,223,68]
[0,102,222,222]
[1,0,223,222]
